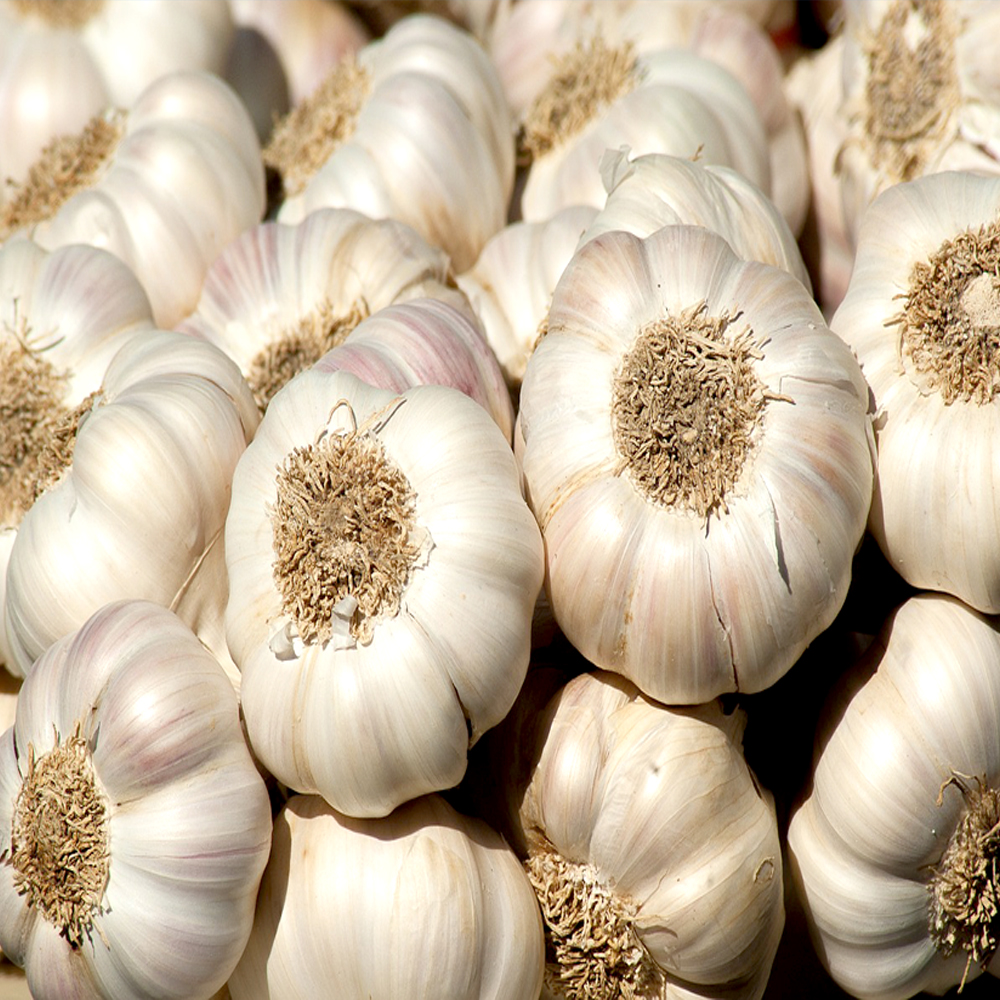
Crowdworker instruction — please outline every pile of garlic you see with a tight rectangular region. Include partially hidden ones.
[4,2,1000,999]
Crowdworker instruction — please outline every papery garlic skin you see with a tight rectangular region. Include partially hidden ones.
[226,368,543,817]
[830,171,1000,614]
[0,240,158,672]
[0,599,272,1000]
[519,225,874,703]
[788,593,1000,999]
[457,204,599,388]
[3,329,259,679]
[520,47,770,224]
[3,69,264,329]
[480,669,783,1000]
[0,0,234,195]
[274,14,514,273]
[230,792,545,1000]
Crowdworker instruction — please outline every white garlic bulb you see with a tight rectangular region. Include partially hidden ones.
[518,43,770,224]
[830,170,1000,614]
[225,367,544,817]
[229,792,545,1000]
[788,592,1000,998]
[518,224,874,704]
[0,0,234,195]
[0,239,158,673]
[835,0,1000,249]
[268,13,515,273]
[3,328,259,679]
[0,599,272,1000]
[176,206,489,414]
[475,668,784,1000]
[1,69,265,328]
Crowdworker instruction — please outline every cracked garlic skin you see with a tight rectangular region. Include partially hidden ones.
[474,668,783,1000]
[788,593,1000,999]
[225,368,544,818]
[831,171,1000,614]
[518,225,874,704]
[3,328,259,680]
[229,792,545,1000]
[0,599,272,1000]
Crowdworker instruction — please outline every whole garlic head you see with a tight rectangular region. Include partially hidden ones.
[788,592,1000,998]
[0,599,272,1000]
[225,368,544,817]
[229,792,545,1000]
[830,170,1000,614]
[0,69,265,328]
[518,225,874,704]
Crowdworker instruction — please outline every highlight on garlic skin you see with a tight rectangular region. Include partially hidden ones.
[0,0,234,197]
[787,592,1000,999]
[225,367,544,818]
[266,13,515,273]
[0,68,265,329]
[471,668,784,1000]
[0,239,157,673]
[834,0,1000,249]
[0,599,272,1000]
[3,328,259,681]
[518,224,875,705]
[830,170,1000,615]
[229,791,545,1000]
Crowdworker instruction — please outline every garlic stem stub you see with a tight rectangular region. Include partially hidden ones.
[0,599,272,1000]
[518,225,875,704]
[225,367,544,817]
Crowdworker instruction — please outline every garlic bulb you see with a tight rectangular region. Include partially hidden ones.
[835,0,1000,249]
[0,0,234,195]
[176,206,488,414]
[830,170,1000,614]
[312,297,515,442]
[0,239,157,672]
[788,592,1000,998]
[518,225,874,704]
[1,69,265,328]
[582,147,811,290]
[474,668,784,1000]
[518,42,770,223]
[267,13,515,273]
[225,367,543,817]
[0,599,272,1000]
[3,328,259,679]
[457,204,599,388]
[229,792,545,1000]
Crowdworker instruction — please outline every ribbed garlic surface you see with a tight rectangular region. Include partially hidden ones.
[831,170,1000,614]
[0,0,234,195]
[0,69,265,328]
[0,599,272,1000]
[3,329,259,680]
[835,0,1000,249]
[225,368,543,817]
[229,792,545,1000]
[518,225,874,704]
[0,240,157,673]
[478,668,784,1000]
[177,206,483,414]
[788,593,1000,999]
[267,13,514,272]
